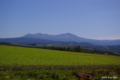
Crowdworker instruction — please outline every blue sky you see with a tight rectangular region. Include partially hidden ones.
[0,0,120,40]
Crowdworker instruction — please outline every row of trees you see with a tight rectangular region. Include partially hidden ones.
[43,45,84,52]
[43,45,116,55]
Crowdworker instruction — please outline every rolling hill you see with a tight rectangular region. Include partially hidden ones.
[0,45,120,65]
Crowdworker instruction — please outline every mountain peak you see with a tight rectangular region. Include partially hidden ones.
[24,33,32,37]
[23,33,79,39]
[58,33,78,38]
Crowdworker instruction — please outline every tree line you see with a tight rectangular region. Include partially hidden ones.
[43,45,117,55]
[0,42,117,55]
[43,45,84,52]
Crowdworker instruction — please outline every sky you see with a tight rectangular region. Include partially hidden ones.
[0,0,120,40]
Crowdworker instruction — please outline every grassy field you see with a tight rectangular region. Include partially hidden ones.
[0,45,120,80]
[0,45,120,66]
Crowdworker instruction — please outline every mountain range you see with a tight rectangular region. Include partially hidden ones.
[23,33,120,46]
[0,33,120,53]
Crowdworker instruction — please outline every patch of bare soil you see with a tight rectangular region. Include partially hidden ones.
[76,72,94,80]
[75,68,120,80]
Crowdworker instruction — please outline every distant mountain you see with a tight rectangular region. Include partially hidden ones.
[0,37,94,47]
[0,37,120,53]
[23,33,80,41]
[0,37,56,45]
[93,45,120,53]
[23,33,120,46]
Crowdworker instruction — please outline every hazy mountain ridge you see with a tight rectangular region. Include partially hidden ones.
[0,37,94,47]
[0,33,120,53]
[23,33,120,46]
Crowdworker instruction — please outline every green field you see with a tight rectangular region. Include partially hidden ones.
[0,45,120,66]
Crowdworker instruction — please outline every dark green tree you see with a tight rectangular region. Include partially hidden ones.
[55,46,58,50]
[62,47,67,51]
[51,46,55,50]
[71,48,74,52]
[75,45,83,52]
[67,46,71,51]
[43,46,47,49]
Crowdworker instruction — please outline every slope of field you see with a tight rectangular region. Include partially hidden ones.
[0,45,120,66]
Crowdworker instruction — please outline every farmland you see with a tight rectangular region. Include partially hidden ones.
[0,45,120,80]
[0,45,120,66]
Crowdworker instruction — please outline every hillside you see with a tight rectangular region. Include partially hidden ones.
[0,45,120,66]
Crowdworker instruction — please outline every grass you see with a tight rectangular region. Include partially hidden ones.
[0,45,120,80]
[0,67,120,80]
[0,45,120,66]
[0,69,78,80]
